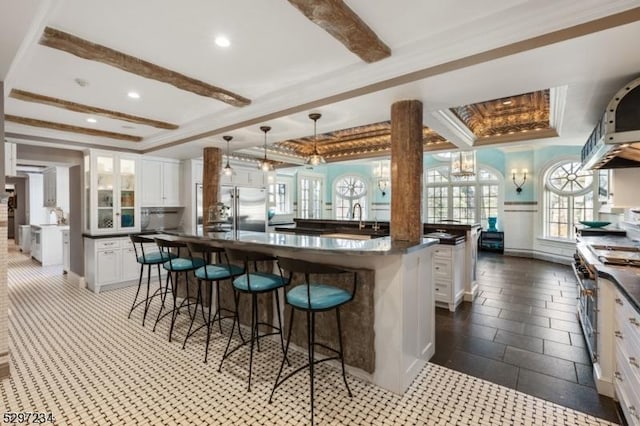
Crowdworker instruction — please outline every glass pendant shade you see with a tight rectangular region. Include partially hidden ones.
[305,113,326,165]
[258,126,273,172]
[450,150,476,177]
[222,135,233,176]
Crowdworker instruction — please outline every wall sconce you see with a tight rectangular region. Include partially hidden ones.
[512,168,528,193]
[372,160,390,196]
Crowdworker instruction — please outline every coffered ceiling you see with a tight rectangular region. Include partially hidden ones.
[2,1,640,165]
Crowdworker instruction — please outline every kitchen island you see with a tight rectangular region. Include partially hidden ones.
[157,230,438,394]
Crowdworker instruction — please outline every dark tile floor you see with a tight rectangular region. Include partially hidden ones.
[432,252,622,423]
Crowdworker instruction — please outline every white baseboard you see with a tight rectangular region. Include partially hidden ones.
[503,249,572,265]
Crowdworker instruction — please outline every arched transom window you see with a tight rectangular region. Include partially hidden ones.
[334,175,368,220]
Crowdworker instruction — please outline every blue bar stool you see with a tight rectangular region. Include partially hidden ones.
[182,241,245,363]
[128,235,177,326]
[218,248,289,392]
[152,238,205,342]
[269,257,357,425]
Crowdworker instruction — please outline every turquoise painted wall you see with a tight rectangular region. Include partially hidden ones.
[280,145,581,213]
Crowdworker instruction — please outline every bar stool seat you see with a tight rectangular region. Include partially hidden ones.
[233,272,286,292]
[286,284,351,310]
[139,251,177,264]
[164,257,206,271]
[195,264,244,281]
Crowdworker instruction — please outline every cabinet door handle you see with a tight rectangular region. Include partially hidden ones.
[615,298,624,306]
[615,330,623,339]
[614,371,623,381]
[630,406,639,420]
[102,250,114,255]
[630,357,639,368]
[630,318,639,327]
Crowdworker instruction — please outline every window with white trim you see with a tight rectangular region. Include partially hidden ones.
[297,173,324,219]
[544,161,594,239]
[334,175,368,220]
[424,165,501,223]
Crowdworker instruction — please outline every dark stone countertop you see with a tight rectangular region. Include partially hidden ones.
[577,235,640,313]
[82,229,180,239]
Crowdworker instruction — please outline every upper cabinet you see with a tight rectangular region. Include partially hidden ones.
[612,168,640,208]
[42,166,69,212]
[84,150,140,235]
[141,158,182,207]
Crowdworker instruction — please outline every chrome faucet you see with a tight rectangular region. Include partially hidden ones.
[352,203,365,230]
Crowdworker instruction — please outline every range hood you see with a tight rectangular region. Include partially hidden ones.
[582,76,640,169]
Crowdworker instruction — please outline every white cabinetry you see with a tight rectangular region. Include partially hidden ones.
[221,168,270,188]
[84,151,140,234]
[613,290,640,425]
[141,158,181,207]
[84,237,149,293]
[43,166,69,211]
[432,243,465,312]
[30,225,67,266]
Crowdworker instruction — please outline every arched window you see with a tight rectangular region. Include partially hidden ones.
[424,165,501,223]
[544,161,594,239]
[334,175,368,220]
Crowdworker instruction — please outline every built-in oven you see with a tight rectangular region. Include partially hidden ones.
[572,251,598,362]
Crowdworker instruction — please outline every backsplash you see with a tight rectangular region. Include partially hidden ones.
[141,207,184,231]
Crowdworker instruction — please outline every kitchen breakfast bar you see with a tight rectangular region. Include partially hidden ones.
[153,230,439,394]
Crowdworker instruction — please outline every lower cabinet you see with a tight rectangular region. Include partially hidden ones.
[84,236,157,293]
[613,290,640,425]
[432,243,465,312]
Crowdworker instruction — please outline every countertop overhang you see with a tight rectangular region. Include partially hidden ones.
[156,230,438,256]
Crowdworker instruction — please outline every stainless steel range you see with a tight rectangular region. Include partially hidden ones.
[572,250,598,362]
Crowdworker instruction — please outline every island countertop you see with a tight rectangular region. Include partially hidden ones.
[158,230,438,256]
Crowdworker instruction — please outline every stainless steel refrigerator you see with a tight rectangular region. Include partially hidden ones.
[221,186,267,233]
[195,184,267,234]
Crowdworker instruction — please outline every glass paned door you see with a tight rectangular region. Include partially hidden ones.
[96,156,114,230]
[119,158,136,229]
[298,174,323,219]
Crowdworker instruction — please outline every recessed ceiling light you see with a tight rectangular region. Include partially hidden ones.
[127,91,140,99]
[86,118,97,123]
[122,125,135,129]
[502,100,512,105]
[215,35,231,48]
[74,78,89,87]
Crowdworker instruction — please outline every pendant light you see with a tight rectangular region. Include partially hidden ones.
[222,135,234,176]
[305,113,326,166]
[450,150,476,177]
[259,126,273,172]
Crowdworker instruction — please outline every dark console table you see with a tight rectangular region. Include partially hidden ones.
[479,231,504,253]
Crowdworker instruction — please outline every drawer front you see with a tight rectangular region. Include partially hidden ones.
[433,246,452,260]
[433,259,452,280]
[615,345,640,425]
[434,280,451,301]
[96,239,122,250]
